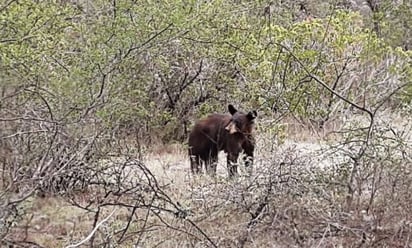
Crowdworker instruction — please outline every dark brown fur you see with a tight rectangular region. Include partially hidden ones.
[188,104,257,177]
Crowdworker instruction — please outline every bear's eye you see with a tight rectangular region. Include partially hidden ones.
[234,119,242,129]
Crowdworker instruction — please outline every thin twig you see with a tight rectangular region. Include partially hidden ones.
[66,208,117,248]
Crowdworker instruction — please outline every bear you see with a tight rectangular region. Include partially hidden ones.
[188,104,257,177]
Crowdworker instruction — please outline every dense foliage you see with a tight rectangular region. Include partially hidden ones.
[1,0,410,142]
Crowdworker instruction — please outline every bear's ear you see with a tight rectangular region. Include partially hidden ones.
[228,104,237,115]
[247,110,257,120]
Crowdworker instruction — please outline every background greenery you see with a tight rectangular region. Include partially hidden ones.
[1,0,410,143]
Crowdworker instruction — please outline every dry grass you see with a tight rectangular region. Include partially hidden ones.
[4,112,412,247]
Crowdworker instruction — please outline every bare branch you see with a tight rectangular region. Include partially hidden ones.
[66,208,117,248]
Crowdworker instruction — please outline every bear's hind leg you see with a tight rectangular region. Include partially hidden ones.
[204,148,218,176]
[190,155,201,174]
[205,155,218,176]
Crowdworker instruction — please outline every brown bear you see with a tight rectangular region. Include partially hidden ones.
[188,104,257,177]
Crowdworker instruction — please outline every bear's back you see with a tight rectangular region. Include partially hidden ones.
[192,114,230,135]
[188,113,230,147]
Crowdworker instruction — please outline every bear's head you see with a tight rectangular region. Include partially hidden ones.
[225,104,257,135]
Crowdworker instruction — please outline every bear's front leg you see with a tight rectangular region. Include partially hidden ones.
[227,152,239,178]
[242,134,255,174]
